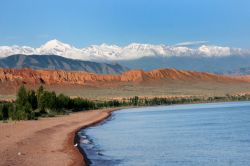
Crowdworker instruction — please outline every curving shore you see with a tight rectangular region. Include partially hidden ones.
[0,108,117,166]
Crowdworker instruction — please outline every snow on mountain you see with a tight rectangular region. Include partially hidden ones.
[0,45,35,57]
[0,39,249,61]
[39,39,72,52]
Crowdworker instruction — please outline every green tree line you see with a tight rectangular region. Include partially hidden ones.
[1,85,250,121]
[0,86,97,121]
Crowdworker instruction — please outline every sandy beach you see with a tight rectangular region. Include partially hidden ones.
[0,108,116,166]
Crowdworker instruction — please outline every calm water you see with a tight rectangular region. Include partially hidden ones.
[78,102,250,166]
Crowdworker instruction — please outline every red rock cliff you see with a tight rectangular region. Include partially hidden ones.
[0,68,246,87]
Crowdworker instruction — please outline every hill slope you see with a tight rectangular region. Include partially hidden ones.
[0,68,244,86]
[2,68,250,99]
[2,68,250,100]
[0,54,128,74]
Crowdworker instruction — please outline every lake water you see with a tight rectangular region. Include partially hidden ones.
[78,102,250,166]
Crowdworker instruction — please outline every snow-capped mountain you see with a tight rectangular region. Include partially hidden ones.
[0,39,249,61]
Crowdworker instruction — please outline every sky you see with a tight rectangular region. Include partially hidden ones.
[0,0,250,48]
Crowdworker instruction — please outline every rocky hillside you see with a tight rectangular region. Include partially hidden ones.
[0,54,128,74]
[2,68,250,98]
[0,68,246,87]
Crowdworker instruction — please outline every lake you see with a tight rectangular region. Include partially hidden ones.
[78,102,250,166]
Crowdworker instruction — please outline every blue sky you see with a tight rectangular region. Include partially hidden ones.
[0,0,250,48]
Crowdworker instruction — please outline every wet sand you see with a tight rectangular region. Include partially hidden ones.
[0,108,116,166]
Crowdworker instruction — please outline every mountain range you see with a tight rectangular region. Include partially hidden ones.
[1,39,249,61]
[0,54,128,74]
[1,39,250,75]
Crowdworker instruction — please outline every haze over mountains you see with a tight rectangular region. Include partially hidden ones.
[118,56,250,75]
[1,39,250,75]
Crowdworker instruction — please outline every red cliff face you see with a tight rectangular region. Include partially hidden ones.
[0,68,246,88]
[0,68,120,85]
[121,70,149,82]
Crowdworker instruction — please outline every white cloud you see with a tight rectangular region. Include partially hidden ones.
[175,41,209,47]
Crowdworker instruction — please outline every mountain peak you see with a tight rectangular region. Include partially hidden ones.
[0,40,250,60]
[41,39,72,49]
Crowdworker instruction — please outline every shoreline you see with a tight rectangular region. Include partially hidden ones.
[0,108,119,166]
[70,108,116,166]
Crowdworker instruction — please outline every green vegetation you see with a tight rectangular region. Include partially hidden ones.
[0,85,98,121]
[1,85,250,121]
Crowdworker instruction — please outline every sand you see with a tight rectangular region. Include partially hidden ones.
[0,108,116,166]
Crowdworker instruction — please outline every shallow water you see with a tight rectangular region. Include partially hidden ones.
[79,102,250,166]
